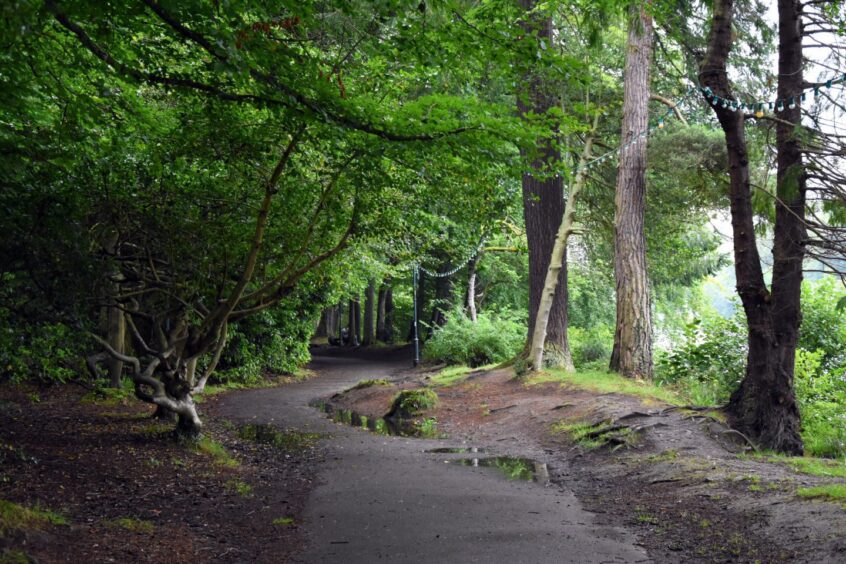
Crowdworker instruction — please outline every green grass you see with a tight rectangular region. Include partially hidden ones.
[348,379,391,391]
[225,479,253,497]
[80,381,135,407]
[103,517,155,533]
[797,484,846,502]
[782,456,846,478]
[551,420,635,450]
[0,549,30,564]
[430,364,497,387]
[192,437,238,468]
[0,500,68,536]
[392,389,438,415]
[528,369,681,404]
[647,449,679,463]
[272,516,295,526]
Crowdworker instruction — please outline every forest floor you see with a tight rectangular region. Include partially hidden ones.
[0,377,319,563]
[3,347,846,563]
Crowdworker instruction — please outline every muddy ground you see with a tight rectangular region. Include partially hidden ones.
[330,363,846,564]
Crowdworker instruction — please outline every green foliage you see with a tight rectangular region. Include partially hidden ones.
[215,305,315,386]
[655,313,747,404]
[798,278,846,372]
[423,310,525,367]
[568,324,615,369]
[0,312,83,384]
[192,437,238,468]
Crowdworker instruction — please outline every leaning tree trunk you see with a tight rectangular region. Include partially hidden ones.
[530,116,598,371]
[518,0,573,369]
[610,1,654,380]
[700,0,803,454]
[363,280,375,346]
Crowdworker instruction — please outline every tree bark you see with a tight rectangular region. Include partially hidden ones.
[383,285,394,343]
[348,296,360,346]
[363,280,375,346]
[700,0,803,454]
[429,265,453,333]
[465,253,481,322]
[530,116,598,371]
[610,1,654,380]
[407,269,425,341]
[376,282,388,340]
[518,0,572,367]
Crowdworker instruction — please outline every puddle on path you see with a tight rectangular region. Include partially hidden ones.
[310,400,441,438]
[238,424,322,449]
[448,456,550,484]
[425,447,485,454]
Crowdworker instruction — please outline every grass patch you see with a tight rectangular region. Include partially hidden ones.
[528,369,681,404]
[782,456,846,478]
[348,379,391,391]
[429,364,496,387]
[551,420,637,450]
[647,449,679,463]
[80,381,135,407]
[0,500,67,536]
[192,437,238,468]
[272,516,295,526]
[103,517,155,533]
[225,479,253,497]
[797,484,846,502]
[0,549,30,564]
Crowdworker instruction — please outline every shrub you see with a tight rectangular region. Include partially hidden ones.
[655,312,747,404]
[569,324,614,369]
[795,348,846,458]
[423,310,525,367]
[0,312,83,384]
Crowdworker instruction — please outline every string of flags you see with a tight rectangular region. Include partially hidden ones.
[575,72,846,174]
[700,73,846,116]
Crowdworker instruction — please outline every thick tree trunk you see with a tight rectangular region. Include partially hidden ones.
[530,117,598,371]
[363,280,375,346]
[700,0,803,454]
[610,1,654,380]
[383,286,394,343]
[518,0,572,367]
[106,305,126,388]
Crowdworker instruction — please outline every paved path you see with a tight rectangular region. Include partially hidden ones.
[214,348,649,563]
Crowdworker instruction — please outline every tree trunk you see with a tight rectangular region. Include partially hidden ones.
[429,266,453,334]
[347,297,360,346]
[610,1,654,380]
[518,0,572,367]
[530,116,598,371]
[314,308,329,339]
[700,0,803,454]
[363,280,375,346]
[407,269,425,341]
[466,253,480,322]
[376,282,388,340]
[106,305,126,388]
[384,286,394,343]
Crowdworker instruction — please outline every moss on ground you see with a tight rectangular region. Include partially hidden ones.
[103,517,155,533]
[0,500,67,536]
[528,369,681,404]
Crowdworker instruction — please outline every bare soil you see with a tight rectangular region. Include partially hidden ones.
[0,382,320,563]
[330,364,846,564]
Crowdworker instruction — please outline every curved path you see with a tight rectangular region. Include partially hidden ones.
[214,348,649,563]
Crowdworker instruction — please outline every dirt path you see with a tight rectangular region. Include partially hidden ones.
[213,348,649,563]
